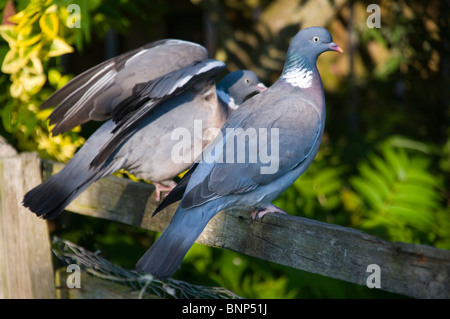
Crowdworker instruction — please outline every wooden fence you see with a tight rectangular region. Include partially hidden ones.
[1,151,449,299]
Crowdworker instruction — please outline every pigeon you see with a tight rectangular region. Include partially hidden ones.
[23,39,266,219]
[137,27,343,280]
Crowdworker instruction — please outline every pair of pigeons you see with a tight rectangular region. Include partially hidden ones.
[23,27,343,280]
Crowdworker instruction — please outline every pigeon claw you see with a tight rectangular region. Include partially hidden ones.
[251,204,288,220]
[153,181,177,201]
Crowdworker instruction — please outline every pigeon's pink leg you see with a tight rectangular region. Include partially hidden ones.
[153,181,177,201]
[251,204,288,220]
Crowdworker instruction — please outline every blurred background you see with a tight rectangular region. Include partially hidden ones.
[0,0,448,298]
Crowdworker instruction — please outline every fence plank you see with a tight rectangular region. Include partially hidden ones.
[0,153,56,298]
[42,160,450,298]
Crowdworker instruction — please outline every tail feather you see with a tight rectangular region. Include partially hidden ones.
[23,176,78,219]
[23,167,101,220]
[23,120,119,219]
[136,204,218,280]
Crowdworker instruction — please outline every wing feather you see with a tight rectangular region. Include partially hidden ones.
[90,59,226,168]
[44,39,208,135]
[180,94,322,209]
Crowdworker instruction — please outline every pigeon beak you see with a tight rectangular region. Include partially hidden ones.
[328,42,344,53]
[256,83,267,92]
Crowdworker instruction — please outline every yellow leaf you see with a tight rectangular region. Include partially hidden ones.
[22,73,46,95]
[10,80,24,98]
[44,4,58,14]
[16,11,40,33]
[48,69,61,86]
[1,49,26,73]
[17,32,41,47]
[47,37,73,58]
[10,3,41,23]
[30,57,44,74]
[0,25,17,46]
[39,12,59,39]
[19,43,41,63]
[7,10,24,24]
[37,108,52,121]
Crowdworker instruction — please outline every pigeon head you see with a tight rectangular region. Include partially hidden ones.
[288,26,343,58]
[281,27,343,89]
[217,70,267,111]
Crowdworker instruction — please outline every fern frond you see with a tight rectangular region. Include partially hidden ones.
[349,142,445,244]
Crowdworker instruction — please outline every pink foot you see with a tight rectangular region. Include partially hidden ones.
[251,204,288,220]
[153,181,176,201]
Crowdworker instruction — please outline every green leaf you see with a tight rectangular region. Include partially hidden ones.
[386,206,434,232]
[387,135,433,154]
[392,194,441,211]
[351,140,446,245]
[1,101,16,132]
[407,169,441,188]
[318,179,342,195]
[358,162,391,198]
[314,167,342,185]
[382,146,406,181]
[396,184,442,203]
[350,177,384,210]
[369,153,396,184]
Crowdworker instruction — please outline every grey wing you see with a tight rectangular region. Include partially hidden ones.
[44,39,208,135]
[180,97,322,209]
[90,59,226,168]
[110,59,226,124]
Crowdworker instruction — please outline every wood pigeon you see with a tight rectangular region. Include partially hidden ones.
[23,39,266,219]
[138,27,344,280]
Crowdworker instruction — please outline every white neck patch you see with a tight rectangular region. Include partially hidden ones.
[217,89,238,110]
[281,67,313,89]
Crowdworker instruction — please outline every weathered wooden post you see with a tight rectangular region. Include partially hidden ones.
[0,138,55,298]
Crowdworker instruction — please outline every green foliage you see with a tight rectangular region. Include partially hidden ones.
[274,135,449,249]
[344,138,449,247]
[0,0,76,101]
[0,0,162,161]
[0,0,90,161]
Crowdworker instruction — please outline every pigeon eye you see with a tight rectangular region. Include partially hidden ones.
[312,36,319,43]
[244,78,251,84]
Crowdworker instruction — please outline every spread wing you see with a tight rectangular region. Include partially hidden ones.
[43,39,209,135]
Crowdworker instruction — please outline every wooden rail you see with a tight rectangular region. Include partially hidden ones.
[1,152,449,298]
